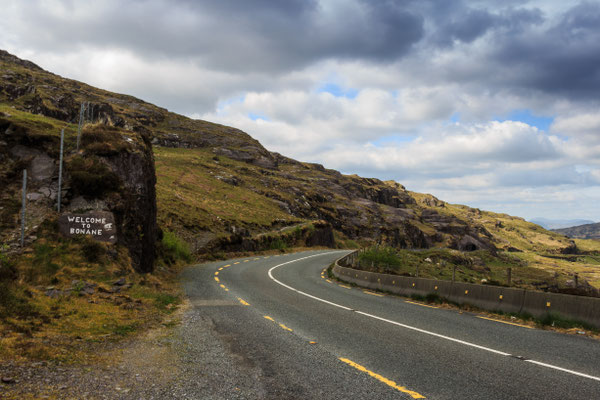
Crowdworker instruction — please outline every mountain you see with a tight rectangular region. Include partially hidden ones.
[529,218,596,230]
[1,49,599,288]
[553,223,600,240]
[4,50,600,364]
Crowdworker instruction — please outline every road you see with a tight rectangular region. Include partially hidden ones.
[181,250,600,399]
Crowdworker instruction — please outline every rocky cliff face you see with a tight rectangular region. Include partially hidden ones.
[0,110,157,273]
[553,223,600,241]
[1,49,498,258]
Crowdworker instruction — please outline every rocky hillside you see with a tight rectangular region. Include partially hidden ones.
[2,49,600,289]
[554,223,600,240]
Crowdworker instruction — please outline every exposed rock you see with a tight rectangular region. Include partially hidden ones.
[26,192,43,202]
[67,196,108,212]
[113,278,126,286]
[456,235,488,252]
[559,241,578,255]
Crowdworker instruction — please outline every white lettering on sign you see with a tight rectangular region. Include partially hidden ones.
[59,212,116,244]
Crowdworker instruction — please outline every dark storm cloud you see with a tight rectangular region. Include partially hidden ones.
[5,0,599,102]
[13,0,423,73]
[492,2,600,99]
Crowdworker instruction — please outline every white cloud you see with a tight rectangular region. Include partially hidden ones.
[1,0,599,220]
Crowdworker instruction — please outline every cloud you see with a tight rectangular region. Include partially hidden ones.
[1,0,599,220]
[552,112,600,142]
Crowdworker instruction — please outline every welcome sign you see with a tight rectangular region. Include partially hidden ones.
[58,211,117,243]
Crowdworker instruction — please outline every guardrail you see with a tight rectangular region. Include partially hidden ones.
[334,251,600,329]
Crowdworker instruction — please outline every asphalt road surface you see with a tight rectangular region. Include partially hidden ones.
[182,250,600,399]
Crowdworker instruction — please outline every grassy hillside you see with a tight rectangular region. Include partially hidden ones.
[554,222,600,240]
[2,48,600,362]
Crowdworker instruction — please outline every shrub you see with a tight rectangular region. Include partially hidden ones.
[68,156,121,198]
[81,239,106,263]
[161,230,192,264]
[32,243,60,277]
[359,246,402,267]
[269,238,287,251]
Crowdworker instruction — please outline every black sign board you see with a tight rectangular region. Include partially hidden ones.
[58,211,117,244]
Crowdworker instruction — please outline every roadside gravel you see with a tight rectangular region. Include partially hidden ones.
[1,298,266,399]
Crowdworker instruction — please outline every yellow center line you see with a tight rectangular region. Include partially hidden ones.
[339,358,425,399]
[264,256,270,259]
[254,258,260,260]
[215,271,219,275]
[244,260,249,262]
[363,290,384,297]
[279,323,293,332]
[338,284,352,289]
[214,277,220,282]
[224,264,231,268]
[326,279,332,283]
[238,298,250,306]
[234,262,240,264]
[477,316,534,329]
[405,300,439,309]
[264,315,275,321]
[218,267,223,271]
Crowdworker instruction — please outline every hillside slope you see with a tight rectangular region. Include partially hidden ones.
[554,223,600,240]
[2,49,600,291]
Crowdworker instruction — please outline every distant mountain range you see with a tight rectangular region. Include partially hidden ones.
[529,218,596,230]
[553,223,600,240]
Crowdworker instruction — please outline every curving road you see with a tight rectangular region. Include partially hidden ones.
[182,250,600,399]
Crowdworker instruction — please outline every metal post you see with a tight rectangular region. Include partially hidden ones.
[507,267,512,287]
[20,169,27,247]
[76,102,85,150]
[57,129,64,212]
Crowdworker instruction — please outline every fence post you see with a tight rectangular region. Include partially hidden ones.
[20,169,27,247]
[507,267,512,287]
[57,128,64,212]
[76,102,85,150]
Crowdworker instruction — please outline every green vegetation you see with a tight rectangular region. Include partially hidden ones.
[68,156,121,198]
[357,246,558,289]
[161,230,192,264]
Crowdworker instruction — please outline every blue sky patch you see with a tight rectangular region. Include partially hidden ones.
[497,109,554,131]
[317,82,358,99]
[248,112,270,121]
[371,135,416,147]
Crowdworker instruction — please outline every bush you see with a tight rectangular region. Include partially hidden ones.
[32,243,60,277]
[81,239,106,263]
[359,246,402,267]
[68,156,121,198]
[161,230,192,264]
[269,238,287,251]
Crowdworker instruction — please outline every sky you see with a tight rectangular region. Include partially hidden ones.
[1,0,599,221]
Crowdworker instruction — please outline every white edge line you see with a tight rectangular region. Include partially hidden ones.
[267,251,600,383]
[525,360,600,382]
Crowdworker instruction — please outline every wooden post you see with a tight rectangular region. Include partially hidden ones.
[20,169,27,247]
[57,129,64,212]
[76,102,85,150]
